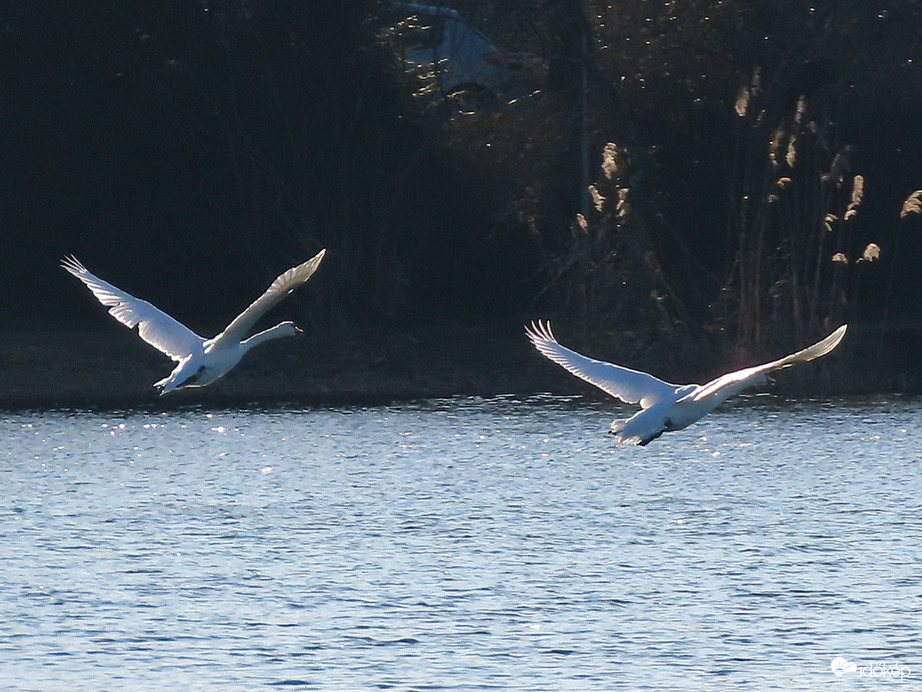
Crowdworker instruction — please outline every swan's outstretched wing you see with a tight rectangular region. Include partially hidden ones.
[62,256,204,361]
[692,324,847,401]
[215,249,326,346]
[526,321,680,408]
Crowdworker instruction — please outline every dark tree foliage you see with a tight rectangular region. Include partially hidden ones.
[3,0,922,390]
[0,0,505,330]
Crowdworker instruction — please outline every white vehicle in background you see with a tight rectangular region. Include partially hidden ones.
[380,3,525,112]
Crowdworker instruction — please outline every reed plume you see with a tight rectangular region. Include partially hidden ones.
[601,142,621,180]
[617,188,630,220]
[844,175,864,221]
[722,90,870,357]
[859,243,880,262]
[735,86,750,118]
[589,185,605,212]
[901,190,922,218]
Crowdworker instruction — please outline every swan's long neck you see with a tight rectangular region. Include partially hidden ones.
[240,322,299,352]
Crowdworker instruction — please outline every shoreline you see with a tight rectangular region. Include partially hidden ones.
[0,323,553,410]
[0,323,892,410]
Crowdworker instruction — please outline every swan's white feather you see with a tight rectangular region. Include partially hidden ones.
[215,249,326,347]
[61,255,204,361]
[525,320,679,409]
[689,325,848,402]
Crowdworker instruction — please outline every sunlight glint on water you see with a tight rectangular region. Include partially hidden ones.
[1,396,920,690]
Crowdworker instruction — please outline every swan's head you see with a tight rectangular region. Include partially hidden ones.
[238,321,303,352]
[274,321,302,337]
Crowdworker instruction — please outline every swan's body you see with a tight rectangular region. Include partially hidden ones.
[526,321,847,445]
[62,250,326,394]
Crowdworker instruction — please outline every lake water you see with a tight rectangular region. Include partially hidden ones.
[1,395,919,690]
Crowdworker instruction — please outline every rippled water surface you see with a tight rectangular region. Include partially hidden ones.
[2,395,920,690]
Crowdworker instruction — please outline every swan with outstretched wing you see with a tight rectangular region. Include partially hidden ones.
[526,321,847,445]
[62,249,326,394]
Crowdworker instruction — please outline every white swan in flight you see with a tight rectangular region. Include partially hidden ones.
[62,249,326,394]
[526,321,847,445]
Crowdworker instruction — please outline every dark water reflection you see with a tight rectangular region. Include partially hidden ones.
[1,396,919,690]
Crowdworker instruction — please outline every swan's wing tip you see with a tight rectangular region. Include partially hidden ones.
[60,255,86,274]
[296,248,327,277]
[829,323,848,345]
[525,319,555,344]
[770,322,850,371]
[820,323,849,354]
[304,248,326,269]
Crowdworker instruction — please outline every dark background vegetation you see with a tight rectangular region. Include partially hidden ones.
[2,0,921,403]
